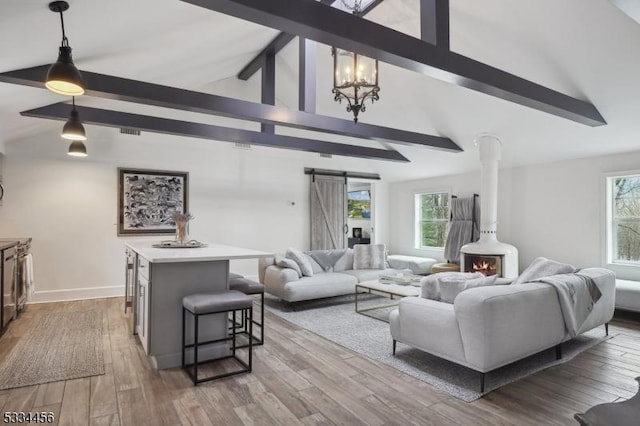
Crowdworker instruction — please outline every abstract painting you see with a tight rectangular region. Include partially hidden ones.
[117,168,189,235]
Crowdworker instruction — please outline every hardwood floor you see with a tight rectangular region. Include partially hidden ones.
[1,297,639,425]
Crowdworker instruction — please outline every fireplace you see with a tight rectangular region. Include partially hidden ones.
[459,134,519,280]
[462,254,503,277]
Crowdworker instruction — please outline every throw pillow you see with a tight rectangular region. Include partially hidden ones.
[512,257,576,285]
[420,272,484,302]
[308,249,346,271]
[439,274,498,303]
[285,248,314,277]
[333,249,354,272]
[353,244,386,270]
[275,255,302,278]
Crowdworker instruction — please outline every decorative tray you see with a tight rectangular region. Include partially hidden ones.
[152,240,208,249]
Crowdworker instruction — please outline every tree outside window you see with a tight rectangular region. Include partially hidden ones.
[415,192,450,248]
[611,175,640,264]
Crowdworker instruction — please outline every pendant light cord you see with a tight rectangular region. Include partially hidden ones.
[58,10,69,47]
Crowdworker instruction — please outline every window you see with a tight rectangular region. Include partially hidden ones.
[607,174,640,265]
[415,192,450,249]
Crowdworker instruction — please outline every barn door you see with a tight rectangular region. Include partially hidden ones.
[310,175,347,250]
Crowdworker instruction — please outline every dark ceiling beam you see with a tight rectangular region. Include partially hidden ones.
[421,0,449,49]
[261,52,275,133]
[21,103,410,162]
[0,65,461,152]
[237,0,385,81]
[182,0,606,127]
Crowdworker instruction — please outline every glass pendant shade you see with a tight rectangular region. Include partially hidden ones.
[46,46,85,96]
[61,108,86,141]
[332,47,379,123]
[67,140,87,157]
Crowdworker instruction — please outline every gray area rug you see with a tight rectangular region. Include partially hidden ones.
[0,310,105,390]
[265,294,612,402]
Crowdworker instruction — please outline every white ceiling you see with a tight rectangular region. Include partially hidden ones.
[1,0,640,182]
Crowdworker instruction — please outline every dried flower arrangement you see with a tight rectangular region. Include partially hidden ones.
[171,211,193,223]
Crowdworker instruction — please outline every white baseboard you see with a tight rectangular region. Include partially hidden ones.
[28,286,125,304]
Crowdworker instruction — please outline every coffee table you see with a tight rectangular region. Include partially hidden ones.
[355,279,420,322]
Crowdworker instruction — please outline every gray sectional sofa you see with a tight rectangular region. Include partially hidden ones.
[259,248,410,302]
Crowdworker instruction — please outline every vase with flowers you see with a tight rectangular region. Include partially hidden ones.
[171,211,193,244]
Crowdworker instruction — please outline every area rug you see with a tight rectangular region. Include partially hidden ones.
[0,310,105,390]
[265,294,612,402]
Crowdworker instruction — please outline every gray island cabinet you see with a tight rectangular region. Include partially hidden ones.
[125,241,271,369]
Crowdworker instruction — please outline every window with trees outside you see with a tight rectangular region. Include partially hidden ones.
[415,192,450,249]
[608,174,640,265]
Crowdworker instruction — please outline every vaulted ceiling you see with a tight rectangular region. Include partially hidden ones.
[1,0,639,181]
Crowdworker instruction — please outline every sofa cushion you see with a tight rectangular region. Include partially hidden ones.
[512,257,576,285]
[420,272,491,303]
[334,249,354,272]
[275,255,302,278]
[305,254,326,274]
[282,273,358,302]
[615,279,640,312]
[286,248,314,277]
[387,255,437,275]
[353,244,386,270]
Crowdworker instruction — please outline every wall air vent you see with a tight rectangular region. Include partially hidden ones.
[120,128,141,136]
[320,153,332,158]
[234,142,252,150]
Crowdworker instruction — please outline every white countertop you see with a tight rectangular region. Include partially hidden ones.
[125,241,272,263]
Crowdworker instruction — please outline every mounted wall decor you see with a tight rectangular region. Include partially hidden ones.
[117,168,189,236]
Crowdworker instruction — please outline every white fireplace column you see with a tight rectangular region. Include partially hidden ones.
[460,134,519,280]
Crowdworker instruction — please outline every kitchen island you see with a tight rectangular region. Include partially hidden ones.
[124,241,271,369]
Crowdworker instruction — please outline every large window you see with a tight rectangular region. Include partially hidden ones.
[415,192,450,249]
[608,174,640,265]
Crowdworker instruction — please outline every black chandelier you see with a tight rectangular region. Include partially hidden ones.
[331,1,379,123]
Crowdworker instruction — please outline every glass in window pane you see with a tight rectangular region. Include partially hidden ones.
[615,220,640,262]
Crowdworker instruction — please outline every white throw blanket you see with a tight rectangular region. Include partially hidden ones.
[534,273,602,337]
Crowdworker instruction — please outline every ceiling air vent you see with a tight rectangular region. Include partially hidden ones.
[120,128,141,136]
[320,153,332,158]
[234,142,252,150]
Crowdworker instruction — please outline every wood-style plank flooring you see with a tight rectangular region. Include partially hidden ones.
[1,297,639,425]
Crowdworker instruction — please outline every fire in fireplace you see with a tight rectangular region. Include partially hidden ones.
[463,254,503,277]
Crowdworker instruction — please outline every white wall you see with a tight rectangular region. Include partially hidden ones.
[0,127,314,302]
[390,149,640,281]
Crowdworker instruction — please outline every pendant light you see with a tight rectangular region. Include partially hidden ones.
[61,97,86,141]
[331,0,379,123]
[46,1,85,96]
[67,140,87,157]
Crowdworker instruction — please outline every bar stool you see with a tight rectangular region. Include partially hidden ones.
[228,276,265,346]
[182,290,253,385]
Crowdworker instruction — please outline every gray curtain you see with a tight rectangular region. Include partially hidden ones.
[444,196,480,263]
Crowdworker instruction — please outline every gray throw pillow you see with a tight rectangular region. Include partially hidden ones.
[275,255,302,278]
[286,247,314,277]
[512,257,576,285]
[334,249,354,272]
[420,272,485,302]
[439,274,497,303]
[353,244,386,270]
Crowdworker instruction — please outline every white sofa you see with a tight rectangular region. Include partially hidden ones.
[389,267,615,392]
[259,249,410,302]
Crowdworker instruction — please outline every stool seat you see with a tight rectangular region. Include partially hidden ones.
[229,277,265,295]
[183,290,252,314]
[431,263,461,274]
[229,272,244,281]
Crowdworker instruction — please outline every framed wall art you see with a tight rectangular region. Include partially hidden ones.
[117,168,189,236]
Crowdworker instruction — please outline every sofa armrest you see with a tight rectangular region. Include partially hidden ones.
[263,265,300,299]
[390,297,466,365]
[258,256,276,284]
[454,284,565,372]
[575,267,616,334]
